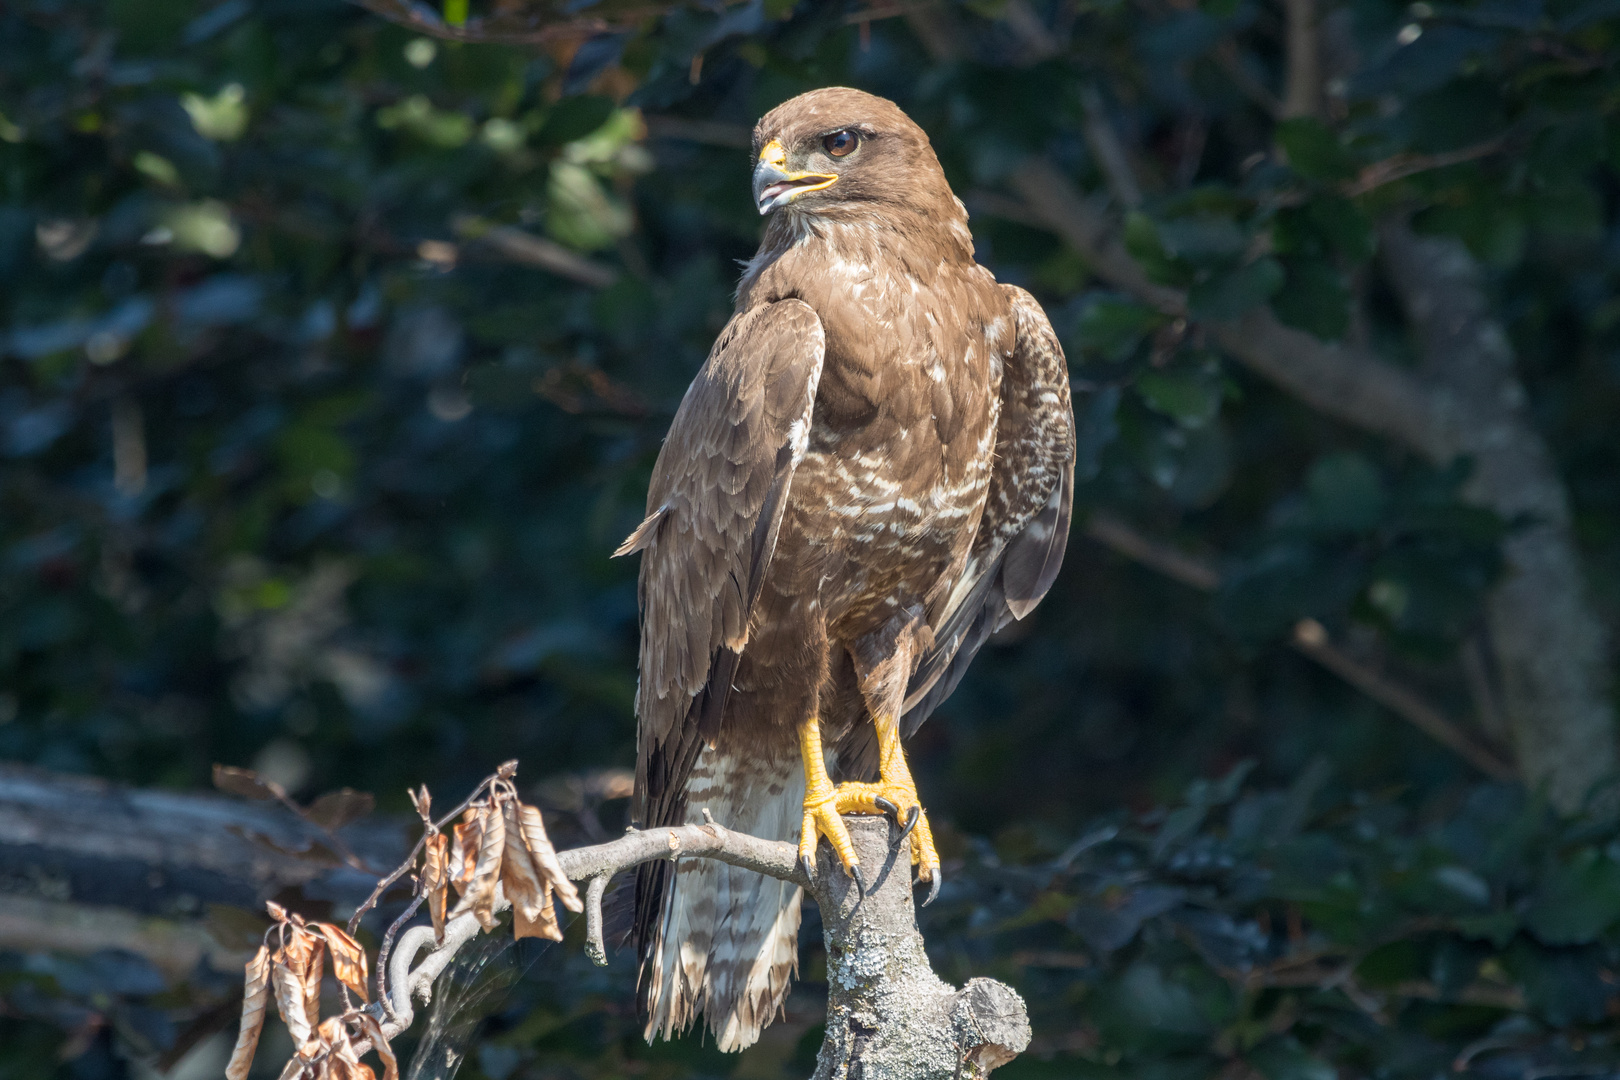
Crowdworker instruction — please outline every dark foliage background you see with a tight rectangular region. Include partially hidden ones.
[3,0,1620,1075]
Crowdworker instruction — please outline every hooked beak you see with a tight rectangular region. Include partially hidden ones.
[752,139,838,215]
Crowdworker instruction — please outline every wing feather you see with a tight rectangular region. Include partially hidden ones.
[901,285,1075,735]
[621,299,825,969]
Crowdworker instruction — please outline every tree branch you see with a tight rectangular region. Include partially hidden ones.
[1005,150,1612,807]
[1007,161,1453,459]
[1080,86,1144,209]
[1281,0,1322,118]
[1378,221,1616,808]
[377,816,1026,1078]
[0,762,1029,1079]
[1081,514,1515,780]
[1291,619,1516,781]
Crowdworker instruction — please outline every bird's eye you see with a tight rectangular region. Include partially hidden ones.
[823,130,859,158]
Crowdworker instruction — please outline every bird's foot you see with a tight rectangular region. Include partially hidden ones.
[799,787,863,896]
[833,778,941,902]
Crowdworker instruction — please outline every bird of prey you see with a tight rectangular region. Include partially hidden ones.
[615,87,1075,1051]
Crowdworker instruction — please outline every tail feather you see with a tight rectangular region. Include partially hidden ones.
[641,749,804,1051]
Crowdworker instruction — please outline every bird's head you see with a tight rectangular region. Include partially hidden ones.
[749,87,955,221]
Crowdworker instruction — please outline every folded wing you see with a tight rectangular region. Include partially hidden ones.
[901,285,1076,735]
[618,298,826,969]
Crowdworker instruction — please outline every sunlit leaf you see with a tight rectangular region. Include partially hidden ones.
[519,801,582,913]
[215,764,285,801]
[449,801,506,931]
[423,832,451,944]
[305,788,376,831]
[314,923,369,1002]
[226,945,272,1080]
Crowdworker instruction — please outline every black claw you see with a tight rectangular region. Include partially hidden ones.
[849,863,867,900]
[898,805,921,843]
[874,796,900,820]
[800,854,815,882]
[923,869,941,907]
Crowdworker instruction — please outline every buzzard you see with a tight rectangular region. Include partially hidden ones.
[616,87,1075,1051]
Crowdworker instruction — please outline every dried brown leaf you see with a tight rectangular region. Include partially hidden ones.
[229,825,346,868]
[518,802,582,913]
[276,1054,314,1080]
[499,798,547,930]
[317,1016,347,1052]
[513,884,561,941]
[448,811,483,897]
[422,832,450,944]
[449,800,505,931]
[357,1013,399,1080]
[301,935,326,1029]
[277,925,324,1031]
[314,923,369,1002]
[215,764,286,801]
[305,788,376,831]
[271,958,313,1047]
[225,945,271,1080]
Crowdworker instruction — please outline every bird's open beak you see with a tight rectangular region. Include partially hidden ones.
[752,139,837,215]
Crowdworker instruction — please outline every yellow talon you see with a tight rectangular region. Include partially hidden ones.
[797,711,941,900]
[834,777,940,885]
[798,715,860,879]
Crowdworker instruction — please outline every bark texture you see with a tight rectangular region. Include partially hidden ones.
[1379,222,1616,807]
[809,816,1030,1080]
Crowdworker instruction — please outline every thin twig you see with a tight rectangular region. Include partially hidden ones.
[449,218,618,289]
[1084,512,1219,591]
[1081,513,1516,780]
[1291,619,1516,781]
[1344,136,1509,196]
[1079,86,1144,209]
[1213,41,1284,118]
[375,893,425,1019]
[642,116,753,149]
[346,766,510,937]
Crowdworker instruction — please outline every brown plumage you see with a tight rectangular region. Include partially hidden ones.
[616,87,1075,1051]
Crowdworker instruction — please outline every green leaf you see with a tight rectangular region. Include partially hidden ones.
[1276,118,1358,182]
[1137,370,1221,428]
[1123,212,1193,286]
[1306,452,1385,531]
[1155,214,1246,266]
[1075,297,1165,363]
[1272,258,1350,341]
[534,95,617,147]
[1187,258,1283,320]
[1524,848,1620,945]
[1274,197,1375,262]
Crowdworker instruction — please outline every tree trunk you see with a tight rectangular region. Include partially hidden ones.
[0,763,407,974]
[809,815,1030,1080]
[1379,221,1616,810]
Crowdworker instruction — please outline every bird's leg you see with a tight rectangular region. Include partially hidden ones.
[798,713,863,890]
[832,712,941,899]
